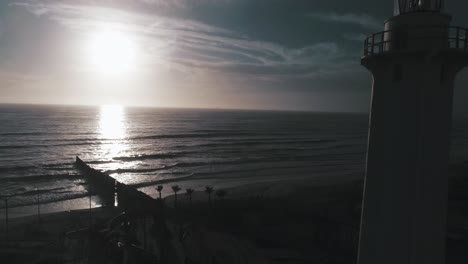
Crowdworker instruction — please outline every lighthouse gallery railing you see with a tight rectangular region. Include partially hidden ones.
[363,26,468,56]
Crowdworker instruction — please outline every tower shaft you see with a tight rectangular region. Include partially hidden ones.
[358,7,468,264]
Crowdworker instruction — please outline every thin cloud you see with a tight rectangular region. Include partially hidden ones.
[11,1,357,82]
[307,12,382,31]
[342,32,368,42]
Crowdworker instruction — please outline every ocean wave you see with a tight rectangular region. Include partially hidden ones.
[130,174,195,188]
[0,142,92,149]
[130,164,324,187]
[0,133,351,151]
[45,167,75,171]
[42,162,74,169]
[104,166,167,174]
[164,153,365,169]
[133,132,263,140]
[142,160,248,172]
[5,193,91,209]
[184,139,337,148]
[0,165,38,172]
[20,187,66,196]
[0,131,96,137]
[0,162,75,174]
[112,152,190,161]
[42,162,72,167]
[165,162,209,168]
[134,161,365,188]
[0,132,49,136]
[0,145,32,149]
[162,158,279,169]
[84,160,115,165]
[3,173,83,182]
[3,132,267,144]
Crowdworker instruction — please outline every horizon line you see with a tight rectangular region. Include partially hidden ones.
[0,102,370,115]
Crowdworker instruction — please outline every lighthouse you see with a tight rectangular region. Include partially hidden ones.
[358,0,468,264]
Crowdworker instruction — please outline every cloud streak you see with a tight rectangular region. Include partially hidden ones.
[307,12,382,31]
[12,0,355,81]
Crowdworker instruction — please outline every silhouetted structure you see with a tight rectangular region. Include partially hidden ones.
[359,0,468,263]
[75,157,156,214]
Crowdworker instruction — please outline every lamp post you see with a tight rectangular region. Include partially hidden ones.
[2,196,9,247]
[36,187,41,226]
[88,184,94,263]
[89,184,92,227]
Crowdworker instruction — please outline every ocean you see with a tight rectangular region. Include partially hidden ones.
[1,104,467,215]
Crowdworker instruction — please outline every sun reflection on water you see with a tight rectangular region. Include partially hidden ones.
[98,105,128,162]
[99,105,126,139]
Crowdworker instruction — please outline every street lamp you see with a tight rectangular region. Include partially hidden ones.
[1,196,10,247]
[89,183,92,227]
[35,187,41,226]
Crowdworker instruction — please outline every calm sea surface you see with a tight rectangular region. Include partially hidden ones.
[1,104,468,210]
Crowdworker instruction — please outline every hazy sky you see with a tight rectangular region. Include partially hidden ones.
[1,0,468,112]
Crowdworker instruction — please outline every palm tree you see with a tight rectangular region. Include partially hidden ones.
[185,188,194,207]
[215,189,227,200]
[205,186,214,204]
[156,185,164,200]
[171,185,181,207]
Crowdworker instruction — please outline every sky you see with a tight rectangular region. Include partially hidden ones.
[0,0,468,113]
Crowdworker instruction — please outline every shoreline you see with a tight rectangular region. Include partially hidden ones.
[1,169,468,264]
[0,170,363,220]
[0,196,104,220]
[0,174,364,264]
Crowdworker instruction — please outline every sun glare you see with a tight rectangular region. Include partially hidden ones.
[86,25,138,75]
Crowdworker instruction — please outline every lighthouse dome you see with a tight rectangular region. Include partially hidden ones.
[394,0,444,15]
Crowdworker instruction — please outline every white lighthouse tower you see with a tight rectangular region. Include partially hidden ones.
[358,0,468,263]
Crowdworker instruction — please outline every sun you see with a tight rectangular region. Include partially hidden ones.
[86,25,138,75]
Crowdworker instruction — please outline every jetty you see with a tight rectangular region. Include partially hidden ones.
[75,156,157,214]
